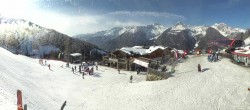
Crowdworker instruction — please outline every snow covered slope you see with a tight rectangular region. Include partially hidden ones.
[1,48,250,110]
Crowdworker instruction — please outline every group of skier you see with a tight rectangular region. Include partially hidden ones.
[39,59,51,70]
[39,59,47,66]
[208,51,219,62]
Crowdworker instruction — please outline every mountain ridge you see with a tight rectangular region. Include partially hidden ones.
[74,22,247,51]
[0,16,98,60]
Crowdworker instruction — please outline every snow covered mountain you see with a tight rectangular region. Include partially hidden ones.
[0,16,97,59]
[74,23,167,47]
[74,22,247,51]
[212,23,246,37]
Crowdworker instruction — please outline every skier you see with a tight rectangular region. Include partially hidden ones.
[136,68,140,75]
[216,52,219,60]
[118,69,120,74]
[90,67,94,75]
[207,54,210,62]
[66,62,69,67]
[48,64,51,70]
[96,65,98,70]
[197,64,201,72]
[45,60,47,65]
[82,72,84,79]
[130,75,133,83]
[72,67,74,73]
[74,66,76,71]
[79,65,81,73]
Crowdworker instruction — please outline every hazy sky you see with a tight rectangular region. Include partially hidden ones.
[0,0,249,36]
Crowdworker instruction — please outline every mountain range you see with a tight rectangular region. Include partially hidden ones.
[0,16,97,60]
[1,15,249,56]
[74,22,249,51]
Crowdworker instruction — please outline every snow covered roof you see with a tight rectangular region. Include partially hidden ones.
[244,37,250,46]
[120,47,148,55]
[232,46,250,57]
[177,50,184,54]
[145,46,165,53]
[70,53,82,57]
[120,46,166,55]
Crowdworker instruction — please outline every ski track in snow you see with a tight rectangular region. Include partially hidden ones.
[0,48,250,110]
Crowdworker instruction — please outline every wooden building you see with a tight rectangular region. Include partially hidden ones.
[69,53,82,63]
[102,46,173,71]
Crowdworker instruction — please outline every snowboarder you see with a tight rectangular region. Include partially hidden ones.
[130,75,133,83]
[197,64,201,72]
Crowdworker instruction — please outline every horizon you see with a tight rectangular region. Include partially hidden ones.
[0,0,249,36]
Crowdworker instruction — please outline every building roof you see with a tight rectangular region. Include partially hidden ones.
[120,47,148,55]
[232,46,250,57]
[120,46,166,55]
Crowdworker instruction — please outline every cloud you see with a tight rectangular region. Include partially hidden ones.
[106,11,186,20]
[0,0,185,36]
[26,10,185,36]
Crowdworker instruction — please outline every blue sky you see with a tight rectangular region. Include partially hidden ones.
[0,0,249,36]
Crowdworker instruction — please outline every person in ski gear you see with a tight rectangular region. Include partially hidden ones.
[79,65,81,73]
[72,67,74,73]
[90,67,94,75]
[118,69,120,74]
[48,64,51,70]
[74,66,76,71]
[66,62,69,67]
[82,72,84,79]
[198,64,201,72]
[137,68,140,75]
[130,75,133,83]
[96,65,98,70]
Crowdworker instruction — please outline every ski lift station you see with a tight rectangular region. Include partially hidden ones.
[70,53,82,63]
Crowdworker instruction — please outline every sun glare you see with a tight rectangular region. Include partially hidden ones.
[0,0,36,18]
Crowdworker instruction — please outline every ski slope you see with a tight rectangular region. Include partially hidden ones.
[0,47,250,110]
